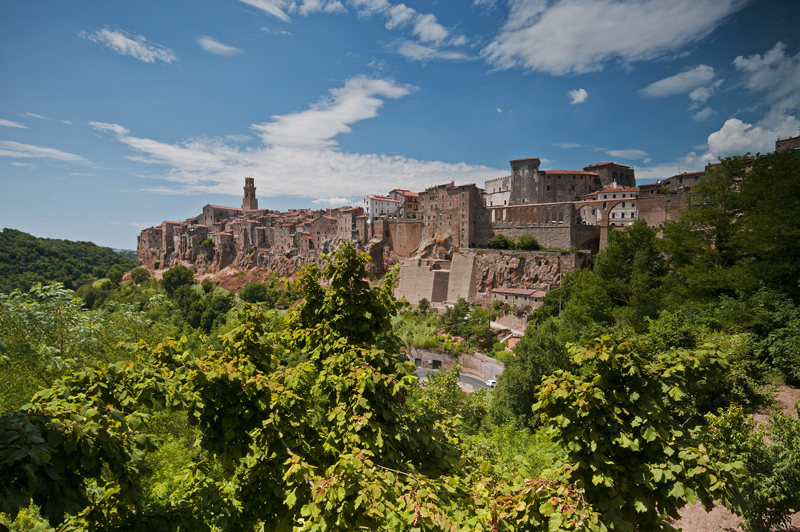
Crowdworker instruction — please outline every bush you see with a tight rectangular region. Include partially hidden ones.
[239,282,269,303]
[130,267,150,284]
[486,234,510,249]
[516,234,541,250]
[161,265,194,296]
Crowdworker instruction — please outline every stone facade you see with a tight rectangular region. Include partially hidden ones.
[418,182,483,249]
[776,135,800,154]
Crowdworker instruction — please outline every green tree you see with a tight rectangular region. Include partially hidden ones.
[486,234,510,249]
[535,336,745,531]
[662,151,800,302]
[161,264,194,296]
[594,220,667,331]
[106,264,125,285]
[1,243,596,531]
[491,318,569,428]
[130,267,150,284]
[417,297,430,313]
[705,405,800,532]
[516,234,541,251]
[239,281,269,303]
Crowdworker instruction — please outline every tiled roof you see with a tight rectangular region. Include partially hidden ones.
[206,205,243,210]
[583,161,632,169]
[491,287,547,297]
[543,170,599,176]
[596,186,639,194]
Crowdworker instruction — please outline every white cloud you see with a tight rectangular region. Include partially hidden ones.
[89,76,503,199]
[198,37,242,56]
[640,65,715,98]
[0,119,27,128]
[635,153,707,180]
[605,148,649,160]
[23,112,49,119]
[699,42,800,161]
[692,107,714,122]
[324,1,347,13]
[346,0,468,62]
[567,88,588,104]
[239,0,292,22]
[0,141,87,162]
[395,40,474,62]
[412,13,448,43]
[81,28,177,63]
[291,0,347,15]
[313,197,352,206]
[497,108,502,113]
[385,4,416,29]
[482,0,749,75]
[252,75,413,149]
[89,122,131,136]
[9,162,35,167]
[705,116,800,160]
[733,41,800,125]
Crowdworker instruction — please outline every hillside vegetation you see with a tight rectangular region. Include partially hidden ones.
[0,228,136,294]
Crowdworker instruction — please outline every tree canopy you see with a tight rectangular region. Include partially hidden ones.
[0,229,136,294]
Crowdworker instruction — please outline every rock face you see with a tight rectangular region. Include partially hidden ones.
[472,250,587,293]
[148,239,399,280]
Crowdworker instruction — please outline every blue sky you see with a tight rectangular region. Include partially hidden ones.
[1,0,798,249]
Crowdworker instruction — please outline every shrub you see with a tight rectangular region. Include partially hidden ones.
[239,282,269,303]
[486,234,510,249]
[130,267,150,284]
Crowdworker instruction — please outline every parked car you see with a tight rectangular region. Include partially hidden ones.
[485,379,497,388]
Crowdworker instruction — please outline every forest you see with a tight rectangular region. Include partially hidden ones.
[0,229,136,295]
[1,150,799,531]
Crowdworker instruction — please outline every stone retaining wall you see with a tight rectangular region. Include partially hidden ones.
[408,348,505,381]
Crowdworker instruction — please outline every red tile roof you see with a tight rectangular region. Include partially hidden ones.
[543,170,599,176]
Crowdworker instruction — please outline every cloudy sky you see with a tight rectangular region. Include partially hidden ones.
[1,0,798,249]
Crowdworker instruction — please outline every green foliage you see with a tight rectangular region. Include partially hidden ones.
[0,228,136,294]
[160,265,194,297]
[0,243,606,532]
[0,284,173,412]
[705,405,800,532]
[516,234,541,251]
[237,275,297,308]
[594,220,667,332]
[536,336,746,531]
[238,281,269,303]
[392,310,439,350]
[420,364,464,415]
[662,150,800,302]
[491,318,570,428]
[106,264,125,285]
[417,297,430,313]
[130,267,150,285]
[486,234,510,249]
[171,285,234,334]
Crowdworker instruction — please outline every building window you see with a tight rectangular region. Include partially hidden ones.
[547,185,551,191]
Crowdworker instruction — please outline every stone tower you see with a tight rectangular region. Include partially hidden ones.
[242,177,258,211]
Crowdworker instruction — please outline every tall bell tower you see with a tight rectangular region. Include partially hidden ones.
[242,177,258,211]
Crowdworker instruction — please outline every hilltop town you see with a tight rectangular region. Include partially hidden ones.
[138,136,800,309]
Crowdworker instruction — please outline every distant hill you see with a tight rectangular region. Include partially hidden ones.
[0,228,137,294]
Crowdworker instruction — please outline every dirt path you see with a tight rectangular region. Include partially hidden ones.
[673,383,800,531]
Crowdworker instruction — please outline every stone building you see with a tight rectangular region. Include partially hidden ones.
[418,182,484,249]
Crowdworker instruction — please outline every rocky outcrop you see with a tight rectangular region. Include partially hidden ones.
[472,250,586,293]
[147,239,399,280]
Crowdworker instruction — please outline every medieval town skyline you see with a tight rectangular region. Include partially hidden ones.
[1,0,799,249]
